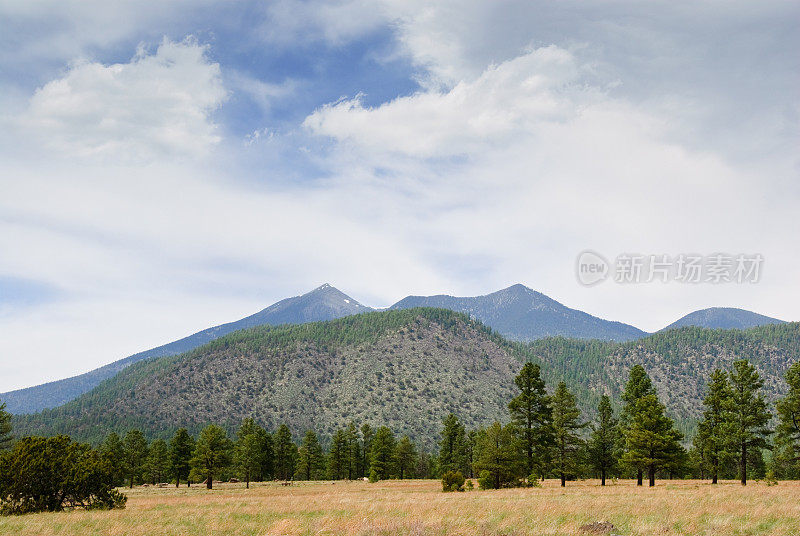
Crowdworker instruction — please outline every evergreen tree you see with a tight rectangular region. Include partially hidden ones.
[588,395,620,486]
[466,429,477,478]
[369,426,396,481]
[622,394,684,486]
[776,361,800,477]
[394,436,417,479]
[190,424,233,490]
[438,414,467,475]
[551,382,586,486]
[729,360,772,485]
[361,424,374,478]
[508,362,553,479]
[122,429,148,488]
[259,429,274,481]
[236,419,267,488]
[169,428,195,487]
[99,432,126,486]
[694,369,735,483]
[473,422,521,489]
[296,430,326,480]
[328,429,349,480]
[345,422,361,479]
[0,400,12,451]
[621,365,656,485]
[146,438,170,484]
[273,424,297,481]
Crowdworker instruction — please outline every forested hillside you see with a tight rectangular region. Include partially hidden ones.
[15,309,526,446]
[14,312,800,446]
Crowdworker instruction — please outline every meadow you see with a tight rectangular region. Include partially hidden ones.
[2,479,798,536]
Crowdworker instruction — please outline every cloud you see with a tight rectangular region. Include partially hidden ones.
[305,46,596,158]
[20,37,226,161]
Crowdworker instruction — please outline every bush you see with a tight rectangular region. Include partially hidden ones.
[465,478,474,491]
[523,474,542,488]
[477,470,495,490]
[441,470,465,492]
[0,436,127,515]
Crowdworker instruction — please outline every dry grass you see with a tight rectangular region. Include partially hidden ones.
[2,479,798,536]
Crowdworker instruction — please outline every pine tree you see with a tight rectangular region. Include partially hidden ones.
[621,365,656,485]
[729,360,772,485]
[508,362,553,479]
[296,430,326,481]
[394,436,417,479]
[438,414,467,475]
[473,422,521,489]
[346,422,361,479]
[328,429,349,480]
[369,426,396,481]
[361,424,374,478]
[622,394,684,486]
[273,424,297,481]
[169,428,195,487]
[236,419,267,488]
[694,369,734,483]
[146,439,170,485]
[588,395,620,486]
[776,361,800,477]
[0,400,12,451]
[99,432,126,486]
[551,382,586,486]
[259,429,274,481]
[122,429,148,488]
[191,424,233,489]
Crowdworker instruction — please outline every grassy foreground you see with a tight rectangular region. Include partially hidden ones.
[2,479,798,536]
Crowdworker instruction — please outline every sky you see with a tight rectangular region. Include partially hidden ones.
[0,0,798,392]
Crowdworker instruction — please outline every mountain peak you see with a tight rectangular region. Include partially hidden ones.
[662,307,785,331]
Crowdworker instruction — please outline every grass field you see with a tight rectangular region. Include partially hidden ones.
[2,479,798,536]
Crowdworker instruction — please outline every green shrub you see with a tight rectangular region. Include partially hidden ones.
[0,436,127,515]
[477,470,495,490]
[465,478,474,491]
[441,470,465,492]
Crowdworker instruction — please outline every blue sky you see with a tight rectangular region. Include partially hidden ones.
[0,0,798,391]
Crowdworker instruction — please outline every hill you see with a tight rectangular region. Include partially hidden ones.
[0,284,370,414]
[661,307,785,331]
[13,310,800,446]
[390,284,646,342]
[14,309,525,446]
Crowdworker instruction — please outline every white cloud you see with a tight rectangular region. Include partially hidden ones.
[21,38,226,161]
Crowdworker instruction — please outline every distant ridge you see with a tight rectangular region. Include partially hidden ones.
[0,284,371,414]
[390,284,646,342]
[661,307,784,332]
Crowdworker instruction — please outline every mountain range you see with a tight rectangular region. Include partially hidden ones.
[0,283,787,415]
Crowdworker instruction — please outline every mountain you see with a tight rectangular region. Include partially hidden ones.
[15,308,799,446]
[661,307,785,332]
[390,284,646,342]
[0,284,371,414]
[14,309,526,446]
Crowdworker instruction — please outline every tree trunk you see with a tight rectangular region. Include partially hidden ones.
[560,472,565,487]
[176,476,180,488]
[207,471,213,490]
[130,473,134,489]
[495,470,500,490]
[246,469,250,489]
[712,471,717,484]
[740,443,747,486]
[648,465,655,487]
[601,468,606,486]
[637,469,643,486]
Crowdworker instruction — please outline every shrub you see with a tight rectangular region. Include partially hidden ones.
[477,470,495,490]
[0,436,127,515]
[524,474,542,488]
[465,478,474,491]
[441,470,465,492]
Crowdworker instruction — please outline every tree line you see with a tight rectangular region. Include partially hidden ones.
[2,357,800,513]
